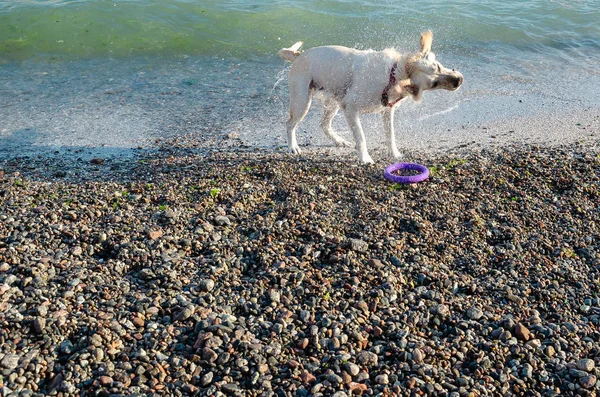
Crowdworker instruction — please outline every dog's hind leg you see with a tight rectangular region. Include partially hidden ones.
[382,108,402,159]
[286,78,313,154]
[320,98,352,148]
[343,106,374,164]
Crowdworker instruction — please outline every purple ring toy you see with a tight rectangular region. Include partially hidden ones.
[384,162,430,184]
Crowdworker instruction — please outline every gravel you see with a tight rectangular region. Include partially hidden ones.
[1,141,600,396]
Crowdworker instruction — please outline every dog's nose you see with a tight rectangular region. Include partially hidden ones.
[453,74,463,88]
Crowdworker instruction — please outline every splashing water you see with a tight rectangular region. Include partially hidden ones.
[271,64,291,97]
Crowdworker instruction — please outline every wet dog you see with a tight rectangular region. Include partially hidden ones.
[278,31,463,164]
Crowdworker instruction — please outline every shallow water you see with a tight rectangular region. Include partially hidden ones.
[1,1,599,159]
[2,0,598,62]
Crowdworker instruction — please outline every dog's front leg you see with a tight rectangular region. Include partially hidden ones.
[382,108,402,159]
[343,107,374,164]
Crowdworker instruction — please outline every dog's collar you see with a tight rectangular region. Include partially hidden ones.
[381,62,405,107]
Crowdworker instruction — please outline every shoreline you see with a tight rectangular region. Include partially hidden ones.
[2,140,600,396]
[2,53,600,163]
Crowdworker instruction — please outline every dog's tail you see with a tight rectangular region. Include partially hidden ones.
[278,41,303,62]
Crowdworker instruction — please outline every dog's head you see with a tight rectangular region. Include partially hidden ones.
[403,31,463,101]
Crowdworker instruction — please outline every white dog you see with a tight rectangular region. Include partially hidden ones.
[278,31,463,164]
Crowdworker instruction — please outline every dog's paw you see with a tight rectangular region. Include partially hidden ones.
[335,139,353,148]
[289,145,302,155]
[359,154,375,165]
[391,149,403,160]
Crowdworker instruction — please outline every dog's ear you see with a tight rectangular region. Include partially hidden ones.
[420,30,433,54]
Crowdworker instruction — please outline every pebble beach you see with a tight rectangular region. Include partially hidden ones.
[2,140,600,396]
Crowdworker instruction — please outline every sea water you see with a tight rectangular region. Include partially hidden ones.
[1,0,599,158]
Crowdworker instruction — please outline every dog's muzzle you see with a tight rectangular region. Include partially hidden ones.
[452,73,464,89]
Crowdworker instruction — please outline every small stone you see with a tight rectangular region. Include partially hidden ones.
[92,348,104,362]
[215,215,231,226]
[139,268,155,280]
[349,238,368,252]
[47,373,64,390]
[301,371,316,383]
[367,259,385,269]
[1,354,20,370]
[298,338,309,349]
[565,322,579,332]
[456,377,469,386]
[507,292,524,305]
[199,279,215,292]
[412,348,425,364]
[220,313,236,323]
[221,383,239,394]
[299,310,311,323]
[202,347,218,363]
[332,392,348,397]
[201,371,214,386]
[577,358,595,372]
[132,317,145,328]
[514,323,531,341]
[60,340,74,355]
[269,290,281,303]
[570,368,588,378]
[546,345,556,357]
[580,375,597,389]
[201,222,214,232]
[341,371,352,384]
[350,383,368,393]
[526,339,541,349]
[430,304,450,316]
[344,362,360,376]
[375,374,389,385]
[357,350,378,366]
[466,306,484,320]
[98,376,112,387]
[90,158,105,165]
[356,371,369,383]
[155,352,168,362]
[356,300,369,314]
[147,229,163,240]
[33,317,46,334]
[4,275,17,286]
[163,209,176,219]
[327,373,343,385]
[174,305,195,322]
[215,351,232,366]
[522,363,533,378]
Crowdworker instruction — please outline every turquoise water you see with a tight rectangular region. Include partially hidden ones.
[1,1,599,158]
[1,0,598,62]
